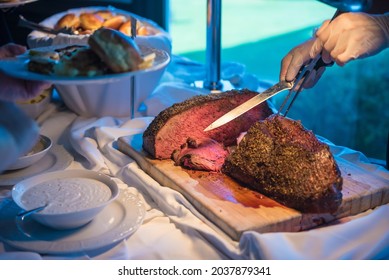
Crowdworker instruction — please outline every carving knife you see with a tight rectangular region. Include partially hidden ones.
[203,80,293,132]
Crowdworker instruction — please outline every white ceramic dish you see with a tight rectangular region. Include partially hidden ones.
[0,45,170,85]
[0,145,73,186]
[0,188,145,254]
[12,169,119,230]
[6,135,52,171]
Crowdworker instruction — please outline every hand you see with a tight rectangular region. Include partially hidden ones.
[280,38,326,88]
[312,12,389,66]
[0,101,39,172]
[0,43,51,102]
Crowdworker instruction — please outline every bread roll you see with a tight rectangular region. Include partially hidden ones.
[118,20,140,36]
[55,13,80,30]
[94,10,114,21]
[79,13,104,31]
[137,25,156,36]
[88,28,144,73]
[102,15,126,30]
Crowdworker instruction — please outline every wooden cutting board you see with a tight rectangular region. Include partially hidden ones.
[118,134,389,241]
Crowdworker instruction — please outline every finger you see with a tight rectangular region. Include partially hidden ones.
[335,46,357,66]
[322,29,341,55]
[315,66,326,81]
[321,49,333,64]
[285,53,304,82]
[309,38,323,58]
[25,81,52,99]
[303,68,316,89]
[329,32,351,66]
[302,71,316,89]
[280,54,293,81]
[315,20,330,38]
[0,43,27,58]
[317,20,341,55]
[303,66,326,89]
[0,74,51,101]
[331,30,366,66]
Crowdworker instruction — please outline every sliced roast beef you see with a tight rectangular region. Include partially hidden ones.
[172,137,229,172]
[143,89,273,159]
[222,114,343,213]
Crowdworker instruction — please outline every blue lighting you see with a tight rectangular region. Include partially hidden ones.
[348,4,363,11]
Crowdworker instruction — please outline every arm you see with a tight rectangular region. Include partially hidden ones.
[0,43,51,102]
[0,43,49,172]
[0,101,39,172]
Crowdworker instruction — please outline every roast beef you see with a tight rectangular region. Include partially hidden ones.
[172,137,229,172]
[222,114,343,213]
[143,89,273,159]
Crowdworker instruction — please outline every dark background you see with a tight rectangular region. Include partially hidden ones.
[1,0,168,46]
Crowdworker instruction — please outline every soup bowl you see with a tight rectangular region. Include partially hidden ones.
[12,169,119,230]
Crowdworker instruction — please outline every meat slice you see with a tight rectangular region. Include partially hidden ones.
[143,89,273,159]
[172,138,229,172]
[222,114,343,213]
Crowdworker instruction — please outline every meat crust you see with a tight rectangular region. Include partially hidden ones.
[222,114,343,213]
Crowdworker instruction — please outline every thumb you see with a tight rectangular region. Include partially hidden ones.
[310,38,323,58]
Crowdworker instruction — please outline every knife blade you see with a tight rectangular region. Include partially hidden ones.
[203,80,293,132]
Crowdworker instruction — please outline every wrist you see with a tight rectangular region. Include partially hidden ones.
[373,14,389,48]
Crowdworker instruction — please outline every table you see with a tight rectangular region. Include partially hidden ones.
[0,58,388,260]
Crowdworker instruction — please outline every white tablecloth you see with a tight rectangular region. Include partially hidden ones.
[1,57,388,260]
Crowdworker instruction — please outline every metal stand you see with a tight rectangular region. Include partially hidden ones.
[203,0,223,92]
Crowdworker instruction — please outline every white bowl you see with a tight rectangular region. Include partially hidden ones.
[12,169,120,230]
[7,134,52,170]
[54,61,168,118]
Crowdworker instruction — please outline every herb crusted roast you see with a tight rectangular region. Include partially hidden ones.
[142,89,273,159]
[142,89,343,214]
[222,114,343,213]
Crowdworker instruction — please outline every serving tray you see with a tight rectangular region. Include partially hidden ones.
[118,134,389,241]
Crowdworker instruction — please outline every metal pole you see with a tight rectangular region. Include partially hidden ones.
[204,0,222,91]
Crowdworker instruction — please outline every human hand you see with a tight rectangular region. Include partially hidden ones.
[312,12,389,66]
[0,101,39,172]
[280,38,326,88]
[0,43,51,102]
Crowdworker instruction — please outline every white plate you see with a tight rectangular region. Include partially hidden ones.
[0,188,145,254]
[0,145,73,186]
[0,45,170,85]
[0,0,37,9]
